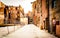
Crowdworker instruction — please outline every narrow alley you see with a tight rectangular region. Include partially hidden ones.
[0,0,60,38]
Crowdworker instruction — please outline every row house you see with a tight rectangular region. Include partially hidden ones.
[0,1,5,24]
[4,6,24,24]
[0,1,24,24]
[32,0,48,29]
[49,0,60,37]
[32,0,41,26]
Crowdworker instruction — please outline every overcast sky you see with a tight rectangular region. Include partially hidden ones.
[1,0,35,13]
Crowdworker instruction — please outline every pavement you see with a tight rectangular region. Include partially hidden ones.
[2,24,57,38]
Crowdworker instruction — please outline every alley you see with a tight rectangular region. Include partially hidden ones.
[2,24,57,38]
[0,0,60,38]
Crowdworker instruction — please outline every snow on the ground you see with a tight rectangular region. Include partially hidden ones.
[2,24,57,38]
[0,25,21,38]
[0,27,8,38]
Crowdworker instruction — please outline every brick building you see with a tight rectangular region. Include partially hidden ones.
[0,2,5,24]
[32,0,48,28]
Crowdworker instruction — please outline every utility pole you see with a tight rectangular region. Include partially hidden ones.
[46,0,50,33]
[48,0,50,33]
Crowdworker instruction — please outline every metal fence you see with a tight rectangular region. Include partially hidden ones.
[0,17,28,38]
[0,25,21,38]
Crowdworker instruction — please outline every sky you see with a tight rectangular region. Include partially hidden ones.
[1,0,35,14]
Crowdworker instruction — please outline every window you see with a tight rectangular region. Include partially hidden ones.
[52,0,56,8]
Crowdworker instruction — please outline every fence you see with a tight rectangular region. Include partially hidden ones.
[0,17,28,38]
[0,24,21,38]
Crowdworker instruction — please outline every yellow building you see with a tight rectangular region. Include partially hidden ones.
[0,2,5,24]
[32,0,41,27]
[32,0,48,29]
